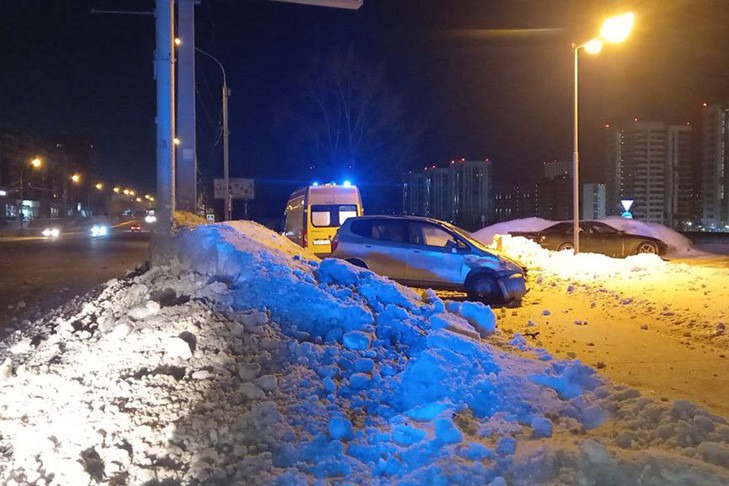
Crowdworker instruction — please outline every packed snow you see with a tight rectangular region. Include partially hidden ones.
[1,221,729,485]
[473,217,700,256]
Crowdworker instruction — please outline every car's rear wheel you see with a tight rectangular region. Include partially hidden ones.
[466,273,501,304]
[636,241,659,255]
[346,258,368,269]
[557,242,574,252]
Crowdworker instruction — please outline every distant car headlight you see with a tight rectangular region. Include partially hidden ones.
[91,225,109,237]
[144,215,157,224]
[42,228,60,238]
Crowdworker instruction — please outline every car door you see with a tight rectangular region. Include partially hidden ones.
[589,222,625,256]
[357,218,409,280]
[405,221,468,287]
[579,223,604,254]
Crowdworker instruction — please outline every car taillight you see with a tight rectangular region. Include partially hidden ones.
[331,234,339,253]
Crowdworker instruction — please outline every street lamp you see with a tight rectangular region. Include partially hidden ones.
[70,173,81,184]
[19,157,43,234]
[113,186,121,193]
[571,12,634,254]
[195,46,232,221]
[95,182,104,191]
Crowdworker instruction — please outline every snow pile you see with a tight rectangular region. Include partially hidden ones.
[1,221,729,484]
[474,217,554,246]
[474,217,698,256]
[490,234,667,279]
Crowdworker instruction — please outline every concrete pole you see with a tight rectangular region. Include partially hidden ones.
[572,44,581,254]
[176,0,197,214]
[155,0,175,242]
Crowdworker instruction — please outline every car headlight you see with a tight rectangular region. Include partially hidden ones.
[91,225,109,236]
[144,215,157,224]
[42,228,60,238]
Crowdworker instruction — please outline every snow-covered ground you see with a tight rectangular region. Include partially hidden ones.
[1,222,729,484]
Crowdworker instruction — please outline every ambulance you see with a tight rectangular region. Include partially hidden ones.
[284,182,363,256]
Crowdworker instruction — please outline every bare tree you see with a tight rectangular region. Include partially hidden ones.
[286,51,417,182]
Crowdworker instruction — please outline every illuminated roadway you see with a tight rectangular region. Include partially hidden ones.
[0,230,149,329]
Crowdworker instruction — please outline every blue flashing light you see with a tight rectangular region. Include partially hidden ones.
[342,180,352,187]
[312,182,320,186]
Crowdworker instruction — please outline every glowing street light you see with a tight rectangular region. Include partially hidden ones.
[113,187,121,193]
[600,12,635,44]
[70,173,81,184]
[136,197,142,202]
[584,38,603,55]
[174,37,182,46]
[571,12,635,254]
[129,190,136,196]
[173,137,181,146]
[30,157,42,169]
[95,182,104,191]
[123,189,130,195]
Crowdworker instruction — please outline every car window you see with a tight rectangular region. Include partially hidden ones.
[349,219,372,238]
[371,220,407,243]
[590,222,619,234]
[547,223,572,235]
[311,205,358,228]
[409,222,458,248]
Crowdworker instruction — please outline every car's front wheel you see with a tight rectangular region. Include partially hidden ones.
[636,241,659,255]
[557,242,574,252]
[466,273,501,304]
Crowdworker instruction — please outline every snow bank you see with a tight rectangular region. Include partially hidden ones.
[490,234,667,279]
[473,217,554,246]
[1,221,728,485]
[474,217,698,256]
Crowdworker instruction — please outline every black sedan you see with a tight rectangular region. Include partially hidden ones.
[510,221,667,257]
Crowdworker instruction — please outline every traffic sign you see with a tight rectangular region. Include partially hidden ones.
[214,178,255,200]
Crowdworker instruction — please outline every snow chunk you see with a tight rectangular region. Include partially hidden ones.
[446,301,497,337]
[342,331,371,350]
[165,336,193,360]
[328,417,353,441]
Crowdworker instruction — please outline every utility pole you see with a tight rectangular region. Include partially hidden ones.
[176,0,197,214]
[155,0,175,241]
[222,74,231,220]
[195,47,230,220]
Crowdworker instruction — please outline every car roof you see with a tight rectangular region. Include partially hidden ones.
[346,214,449,225]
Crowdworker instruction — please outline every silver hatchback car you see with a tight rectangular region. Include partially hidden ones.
[330,215,527,304]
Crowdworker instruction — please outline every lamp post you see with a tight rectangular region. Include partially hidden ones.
[18,157,43,235]
[571,12,634,254]
[195,47,231,221]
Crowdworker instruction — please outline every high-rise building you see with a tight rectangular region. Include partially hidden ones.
[403,159,493,230]
[542,160,572,180]
[604,121,692,227]
[582,183,606,220]
[701,104,729,230]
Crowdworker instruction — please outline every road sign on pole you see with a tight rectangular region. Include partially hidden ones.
[214,178,255,200]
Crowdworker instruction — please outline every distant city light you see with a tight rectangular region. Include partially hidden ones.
[136,197,142,202]
[703,102,708,107]
[113,187,120,193]
[0,190,6,197]
[129,190,136,196]
[342,180,352,187]
[95,182,104,190]
[30,157,42,168]
[174,37,182,46]
[123,189,130,195]
[173,137,181,145]
[145,214,157,224]
[70,173,81,183]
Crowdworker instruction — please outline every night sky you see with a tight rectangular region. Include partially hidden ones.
[2,0,728,216]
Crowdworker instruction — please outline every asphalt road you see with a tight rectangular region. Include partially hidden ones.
[0,231,149,328]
